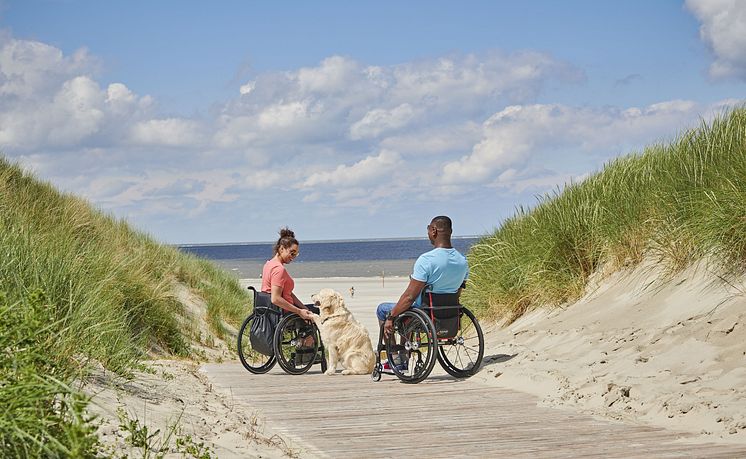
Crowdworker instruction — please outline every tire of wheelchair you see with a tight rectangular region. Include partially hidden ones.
[237,312,277,374]
[385,308,438,384]
[436,306,484,378]
[273,313,321,375]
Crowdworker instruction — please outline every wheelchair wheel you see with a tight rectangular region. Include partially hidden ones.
[385,309,438,384]
[436,307,484,378]
[273,314,320,375]
[237,312,276,374]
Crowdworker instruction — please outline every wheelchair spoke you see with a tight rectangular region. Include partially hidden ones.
[436,307,484,378]
[274,314,320,375]
[385,310,437,383]
[237,311,276,374]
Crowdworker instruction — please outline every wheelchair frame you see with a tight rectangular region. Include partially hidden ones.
[371,292,484,384]
[237,286,327,375]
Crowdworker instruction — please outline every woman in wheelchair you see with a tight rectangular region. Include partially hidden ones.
[262,227,318,320]
[237,227,326,375]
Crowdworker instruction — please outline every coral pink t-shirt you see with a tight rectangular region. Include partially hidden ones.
[261,257,295,306]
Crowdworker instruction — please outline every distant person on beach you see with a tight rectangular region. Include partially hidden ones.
[262,228,317,320]
[349,286,355,298]
[376,216,468,368]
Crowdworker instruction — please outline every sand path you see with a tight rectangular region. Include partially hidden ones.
[200,276,746,457]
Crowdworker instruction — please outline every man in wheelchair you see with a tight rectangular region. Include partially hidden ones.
[375,215,468,372]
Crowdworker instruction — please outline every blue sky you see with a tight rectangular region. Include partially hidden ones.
[1,1,744,243]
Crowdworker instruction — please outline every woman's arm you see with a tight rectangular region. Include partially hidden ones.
[271,285,313,319]
[291,292,306,309]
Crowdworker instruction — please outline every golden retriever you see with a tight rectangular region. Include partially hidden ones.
[311,288,375,375]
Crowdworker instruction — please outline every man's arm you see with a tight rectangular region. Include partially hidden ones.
[389,277,427,317]
[384,277,426,336]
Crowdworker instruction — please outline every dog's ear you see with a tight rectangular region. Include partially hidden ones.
[327,291,342,313]
[332,291,347,312]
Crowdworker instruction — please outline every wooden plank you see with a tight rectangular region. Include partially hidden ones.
[202,363,746,458]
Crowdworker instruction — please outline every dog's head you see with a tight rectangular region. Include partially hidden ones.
[311,288,345,318]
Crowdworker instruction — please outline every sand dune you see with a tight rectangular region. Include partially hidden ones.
[474,259,746,444]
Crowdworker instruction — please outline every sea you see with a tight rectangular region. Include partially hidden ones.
[178,237,480,278]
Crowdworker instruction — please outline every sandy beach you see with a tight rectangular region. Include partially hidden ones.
[84,262,746,456]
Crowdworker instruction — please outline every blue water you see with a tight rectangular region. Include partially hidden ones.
[178,237,479,263]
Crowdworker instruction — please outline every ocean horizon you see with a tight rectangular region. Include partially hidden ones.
[177,236,480,278]
[177,234,480,247]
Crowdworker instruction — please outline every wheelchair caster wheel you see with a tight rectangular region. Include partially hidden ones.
[371,368,381,382]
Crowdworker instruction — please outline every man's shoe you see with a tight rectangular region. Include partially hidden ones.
[382,360,408,372]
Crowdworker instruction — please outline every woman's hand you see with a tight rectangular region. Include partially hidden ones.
[298,308,314,321]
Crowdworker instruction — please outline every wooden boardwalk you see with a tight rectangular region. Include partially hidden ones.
[202,363,746,458]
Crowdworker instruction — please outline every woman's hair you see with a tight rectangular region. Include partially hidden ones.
[273,227,298,255]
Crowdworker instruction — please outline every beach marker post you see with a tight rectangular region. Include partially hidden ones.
[382,269,385,287]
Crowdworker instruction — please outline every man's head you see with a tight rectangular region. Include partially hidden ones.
[427,215,453,246]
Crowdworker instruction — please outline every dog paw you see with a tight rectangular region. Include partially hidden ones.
[324,370,336,376]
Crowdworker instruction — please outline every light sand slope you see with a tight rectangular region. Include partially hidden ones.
[473,259,746,444]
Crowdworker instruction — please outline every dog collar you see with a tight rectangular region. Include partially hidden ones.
[321,313,346,324]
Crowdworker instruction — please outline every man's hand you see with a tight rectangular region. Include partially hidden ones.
[384,318,394,338]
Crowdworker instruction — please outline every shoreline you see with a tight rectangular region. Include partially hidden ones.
[213,258,416,279]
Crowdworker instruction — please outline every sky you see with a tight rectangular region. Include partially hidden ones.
[1,1,745,244]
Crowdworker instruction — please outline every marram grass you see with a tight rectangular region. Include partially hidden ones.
[0,157,252,456]
[463,106,746,322]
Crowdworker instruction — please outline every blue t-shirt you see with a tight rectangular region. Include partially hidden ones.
[411,248,469,306]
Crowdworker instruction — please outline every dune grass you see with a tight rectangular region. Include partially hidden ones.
[0,157,251,456]
[463,106,746,322]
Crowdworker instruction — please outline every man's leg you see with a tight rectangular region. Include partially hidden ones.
[376,302,410,370]
[376,302,396,324]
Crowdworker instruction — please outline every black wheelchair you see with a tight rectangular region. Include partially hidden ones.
[237,286,327,375]
[371,290,484,384]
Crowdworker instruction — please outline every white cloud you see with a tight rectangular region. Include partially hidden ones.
[239,80,255,95]
[380,122,481,156]
[349,103,416,139]
[220,52,580,149]
[257,100,312,129]
[686,0,746,79]
[129,118,204,147]
[296,55,360,93]
[441,100,712,186]
[0,37,92,97]
[301,150,402,188]
[48,76,105,144]
[0,36,150,150]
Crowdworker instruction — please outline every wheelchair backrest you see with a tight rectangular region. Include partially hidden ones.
[248,286,282,315]
[420,290,461,338]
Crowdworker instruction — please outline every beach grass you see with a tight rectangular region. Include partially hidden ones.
[0,157,250,456]
[463,106,746,322]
